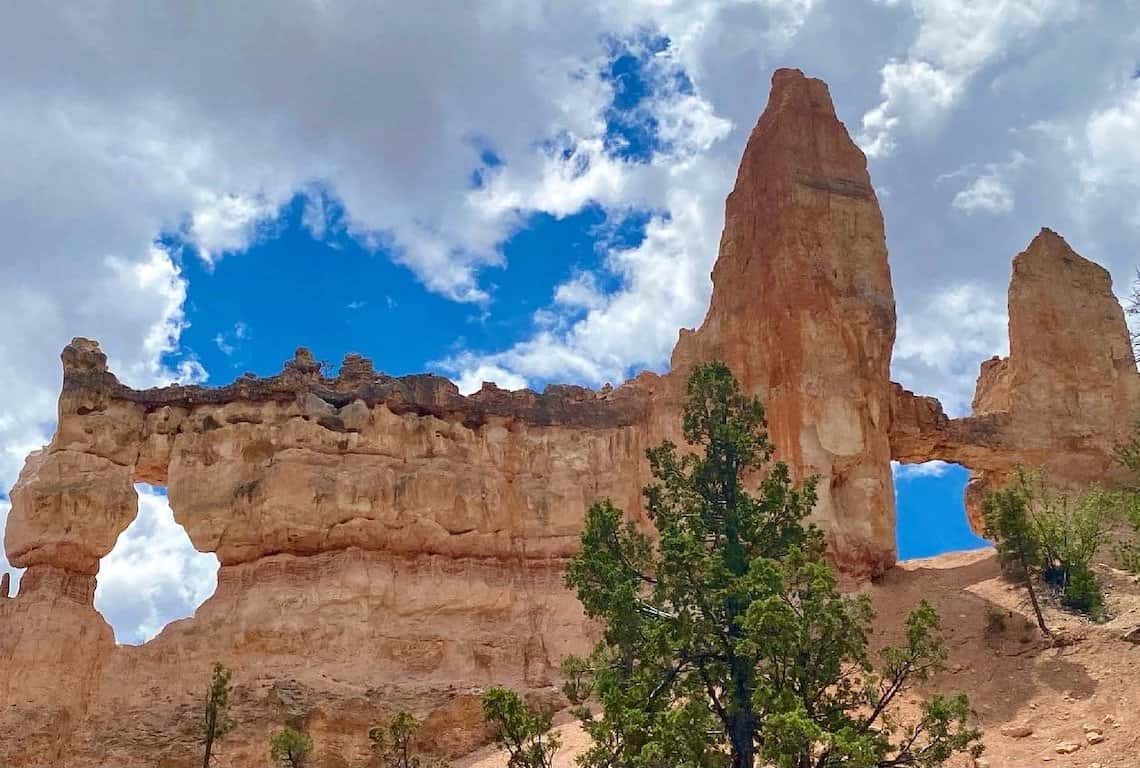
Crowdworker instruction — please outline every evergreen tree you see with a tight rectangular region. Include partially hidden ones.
[369,711,449,768]
[270,726,313,768]
[481,687,559,768]
[982,470,1050,635]
[201,662,234,768]
[564,362,982,768]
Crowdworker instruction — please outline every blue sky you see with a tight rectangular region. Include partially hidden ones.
[3,1,1139,644]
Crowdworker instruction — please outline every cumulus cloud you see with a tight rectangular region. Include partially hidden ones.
[893,283,1009,415]
[859,0,1079,157]
[952,175,1015,215]
[1079,80,1140,229]
[892,459,954,479]
[949,151,1028,215]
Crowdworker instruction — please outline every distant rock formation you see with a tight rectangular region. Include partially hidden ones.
[889,228,1139,528]
[2,70,1137,767]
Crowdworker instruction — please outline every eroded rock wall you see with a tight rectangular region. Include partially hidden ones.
[2,340,656,766]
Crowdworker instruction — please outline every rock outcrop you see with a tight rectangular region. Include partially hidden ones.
[3,70,1138,767]
[3,341,655,767]
[890,228,1140,527]
[670,68,897,575]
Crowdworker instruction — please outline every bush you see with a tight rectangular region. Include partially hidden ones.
[984,470,1110,622]
[481,687,558,768]
[984,606,1008,637]
[269,726,313,768]
[368,711,450,768]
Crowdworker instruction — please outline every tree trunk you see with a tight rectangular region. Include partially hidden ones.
[1016,542,1050,637]
[1024,572,1050,637]
[729,709,755,768]
[202,709,215,768]
[728,651,755,768]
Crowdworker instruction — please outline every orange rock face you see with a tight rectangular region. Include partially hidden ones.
[890,228,1140,528]
[670,68,897,576]
[3,71,1137,767]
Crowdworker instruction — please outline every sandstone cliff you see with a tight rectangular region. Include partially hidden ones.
[2,70,1138,768]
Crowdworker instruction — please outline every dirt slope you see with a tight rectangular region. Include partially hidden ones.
[459,548,1140,768]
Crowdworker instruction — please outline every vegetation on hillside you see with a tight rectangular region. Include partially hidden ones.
[481,687,560,768]
[369,711,451,768]
[270,726,313,768]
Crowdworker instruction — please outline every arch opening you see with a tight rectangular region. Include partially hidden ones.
[94,484,219,645]
[893,461,989,560]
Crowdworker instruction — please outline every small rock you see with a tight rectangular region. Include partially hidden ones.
[972,758,990,768]
[1085,731,1105,745]
[1000,724,1034,738]
[337,398,371,431]
[1055,743,1081,755]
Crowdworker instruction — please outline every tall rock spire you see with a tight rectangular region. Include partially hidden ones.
[671,68,897,575]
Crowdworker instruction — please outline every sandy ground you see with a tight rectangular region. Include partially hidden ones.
[458,548,1140,768]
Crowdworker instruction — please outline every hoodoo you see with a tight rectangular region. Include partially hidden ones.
[2,69,1137,767]
[669,68,897,576]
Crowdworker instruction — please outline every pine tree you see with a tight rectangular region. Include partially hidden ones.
[270,726,313,768]
[982,471,1050,636]
[564,362,982,768]
[201,662,234,768]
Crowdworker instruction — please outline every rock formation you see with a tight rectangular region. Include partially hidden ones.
[890,228,1140,527]
[670,68,897,575]
[2,70,1137,767]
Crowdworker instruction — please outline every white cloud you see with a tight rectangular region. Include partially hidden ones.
[859,0,1079,156]
[214,321,250,357]
[452,363,530,396]
[892,459,954,479]
[950,151,1027,215]
[94,486,219,645]
[1079,80,1140,228]
[952,175,1015,215]
[893,282,1009,415]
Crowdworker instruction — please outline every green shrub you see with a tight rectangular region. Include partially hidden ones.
[984,470,1110,622]
[369,711,450,768]
[481,687,558,768]
[984,606,1008,637]
[269,726,312,768]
